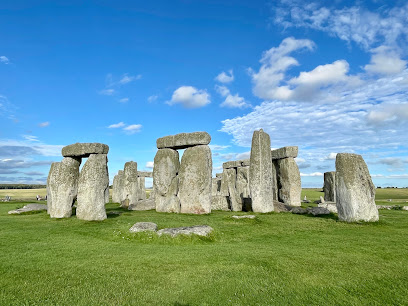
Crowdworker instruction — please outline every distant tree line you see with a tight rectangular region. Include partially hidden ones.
[0,184,46,189]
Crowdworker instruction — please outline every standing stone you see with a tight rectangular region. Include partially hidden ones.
[224,168,241,212]
[219,171,229,196]
[112,174,119,203]
[178,145,212,214]
[154,149,180,213]
[211,196,230,211]
[47,157,81,218]
[77,154,109,221]
[324,171,336,202]
[236,166,250,199]
[271,161,279,201]
[122,161,139,208]
[138,177,146,200]
[249,129,274,213]
[105,185,110,204]
[335,153,378,222]
[275,157,301,206]
[211,178,221,196]
[114,170,125,204]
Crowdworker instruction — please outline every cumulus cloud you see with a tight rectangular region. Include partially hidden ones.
[0,56,10,64]
[145,161,154,169]
[323,153,337,160]
[376,157,408,171]
[367,103,408,125]
[123,124,142,134]
[108,122,126,129]
[38,121,50,127]
[215,85,251,109]
[215,70,234,83]
[365,46,407,75]
[168,86,210,108]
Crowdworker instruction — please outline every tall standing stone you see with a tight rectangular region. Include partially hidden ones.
[138,177,146,200]
[225,168,241,211]
[47,157,81,218]
[122,161,139,208]
[154,149,180,213]
[178,145,212,214]
[275,157,301,206]
[335,153,378,222]
[249,129,274,213]
[324,171,336,202]
[77,154,109,221]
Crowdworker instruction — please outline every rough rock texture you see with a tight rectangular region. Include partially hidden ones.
[156,132,211,150]
[62,142,109,158]
[112,174,119,203]
[8,203,47,215]
[223,159,250,169]
[211,195,230,211]
[157,225,213,237]
[212,178,221,196]
[47,157,81,218]
[335,153,379,222]
[76,154,109,221]
[178,145,212,214]
[225,168,242,212]
[128,199,156,211]
[318,202,338,213]
[291,207,307,214]
[122,161,139,208]
[271,161,279,201]
[112,170,125,204]
[249,129,274,213]
[129,222,158,233]
[138,177,146,200]
[307,207,331,216]
[271,146,298,159]
[236,166,250,199]
[219,171,229,196]
[232,215,256,219]
[154,149,180,213]
[273,201,292,213]
[402,206,408,211]
[275,157,301,206]
[137,171,153,178]
[323,171,336,202]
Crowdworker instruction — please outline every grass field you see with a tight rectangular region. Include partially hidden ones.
[1,189,407,305]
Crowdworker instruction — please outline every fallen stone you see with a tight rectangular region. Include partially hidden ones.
[273,201,292,213]
[249,129,274,213]
[128,199,156,211]
[307,207,331,216]
[157,225,213,237]
[232,215,256,219]
[76,154,109,221]
[129,222,158,233]
[271,146,298,160]
[62,142,109,158]
[402,206,408,211]
[376,205,397,210]
[291,207,307,214]
[137,171,153,178]
[178,145,212,214]
[318,202,338,213]
[156,132,211,150]
[8,204,47,215]
[323,171,336,202]
[211,195,230,211]
[335,153,379,222]
[275,157,301,206]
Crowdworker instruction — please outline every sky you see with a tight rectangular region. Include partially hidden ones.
[1,0,408,188]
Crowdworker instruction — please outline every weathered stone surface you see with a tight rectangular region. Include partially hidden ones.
[273,201,292,213]
[178,145,212,214]
[129,222,157,233]
[271,146,298,159]
[223,159,250,169]
[271,161,279,201]
[211,195,230,211]
[275,157,301,206]
[122,161,139,208]
[62,142,109,158]
[335,153,379,222]
[112,170,125,204]
[318,202,338,213]
[402,206,408,211]
[225,168,242,211]
[156,132,211,149]
[232,215,256,219]
[157,225,213,237]
[236,166,250,199]
[249,129,274,213]
[154,149,180,213]
[138,177,146,200]
[47,157,81,218]
[323,171,336,202]
[77,154,109,221]
[212,178,221,196]
[128,199,156,211]
[137,171,153,178]
[291,207,307,214]
[215,173,223,178]
[307,207,331,216]
[8,203,47,215]
[219,171,229,196]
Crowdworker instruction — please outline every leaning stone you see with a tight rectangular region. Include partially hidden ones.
[275,157,301,206]
[323,171,336,202]
[137,171,153,178]
[157,225,213,237]
[249,129,274,213]
[211,195,230,211]
[62,142,109,158]
[129,222,158,233]
[47,157,81,218]
[335,153,379,222]
[8,204,47,215]
[128,199,156,211]
[307,207,331,216]
[225,168,242,212]
[76,154,109,221]
[156,132,211,150]
[178,145,212,214]
[291,207,307,214]
[122,161,139,208]
[271,146,298,159]
[154,148,180,213]
[232,215,256,219]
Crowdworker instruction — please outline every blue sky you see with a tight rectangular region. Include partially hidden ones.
[1,0,408,188]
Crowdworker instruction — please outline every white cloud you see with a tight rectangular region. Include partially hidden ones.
[22,135,39,142]
[145,161,154,169]
[99,89,115,96]
[119,98,129,103]
[209,144,230,151]
[123,124,142,134]
[215,85,251,109]
[324,153,337,160]
[364,46,407,75]
[300,172,323,177]
[367,103,408,125]
[108,122,125,129]
[38,121,50,128]
[0,56,10,64]
[148,95,158,103]
[119,73,142,85]
[215,70,234,83]
[168,86,210,108]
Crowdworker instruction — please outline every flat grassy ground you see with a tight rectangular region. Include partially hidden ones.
[0,189,407,305]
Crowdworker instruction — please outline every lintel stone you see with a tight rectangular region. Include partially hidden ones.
[62,143,109,158]
[271,146,298,160]
[156,132,211,149]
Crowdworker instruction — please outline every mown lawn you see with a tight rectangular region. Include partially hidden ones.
[1,192,408,305]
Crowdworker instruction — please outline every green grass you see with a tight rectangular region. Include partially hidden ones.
[1,190,408,305]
